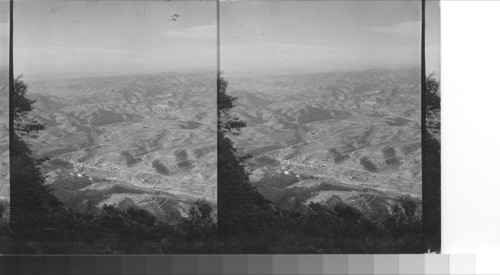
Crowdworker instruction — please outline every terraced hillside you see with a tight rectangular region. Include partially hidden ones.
[228,69,422,220]
[28,72,216,223]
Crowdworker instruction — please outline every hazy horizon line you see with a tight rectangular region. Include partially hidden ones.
[1,63,440,82]
[221,63,422,77]
[5,67,218,82]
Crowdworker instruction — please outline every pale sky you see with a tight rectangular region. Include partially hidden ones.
[12,0,216,79]
[2,0,440,79]
[220,0,440,75]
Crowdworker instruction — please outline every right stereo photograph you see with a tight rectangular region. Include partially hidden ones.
[217,0,440,254]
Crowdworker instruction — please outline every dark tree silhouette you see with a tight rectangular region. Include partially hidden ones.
[10,76,63,239]
[423,73,441,252]
[217,74,271,237]
[217,76,246,135]
[425,73,441,135]
[11,77,44,136]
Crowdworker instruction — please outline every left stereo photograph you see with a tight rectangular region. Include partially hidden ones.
[4,0,217,254]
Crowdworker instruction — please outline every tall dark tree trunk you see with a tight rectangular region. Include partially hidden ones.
[421,1,426,179]
[421,0,426,88]
[8,2,13,139]
[421,0,441,252]
[421,0,428,251]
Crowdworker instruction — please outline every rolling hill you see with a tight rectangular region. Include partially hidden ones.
[27,72,217,223]
[227,69,422,220]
